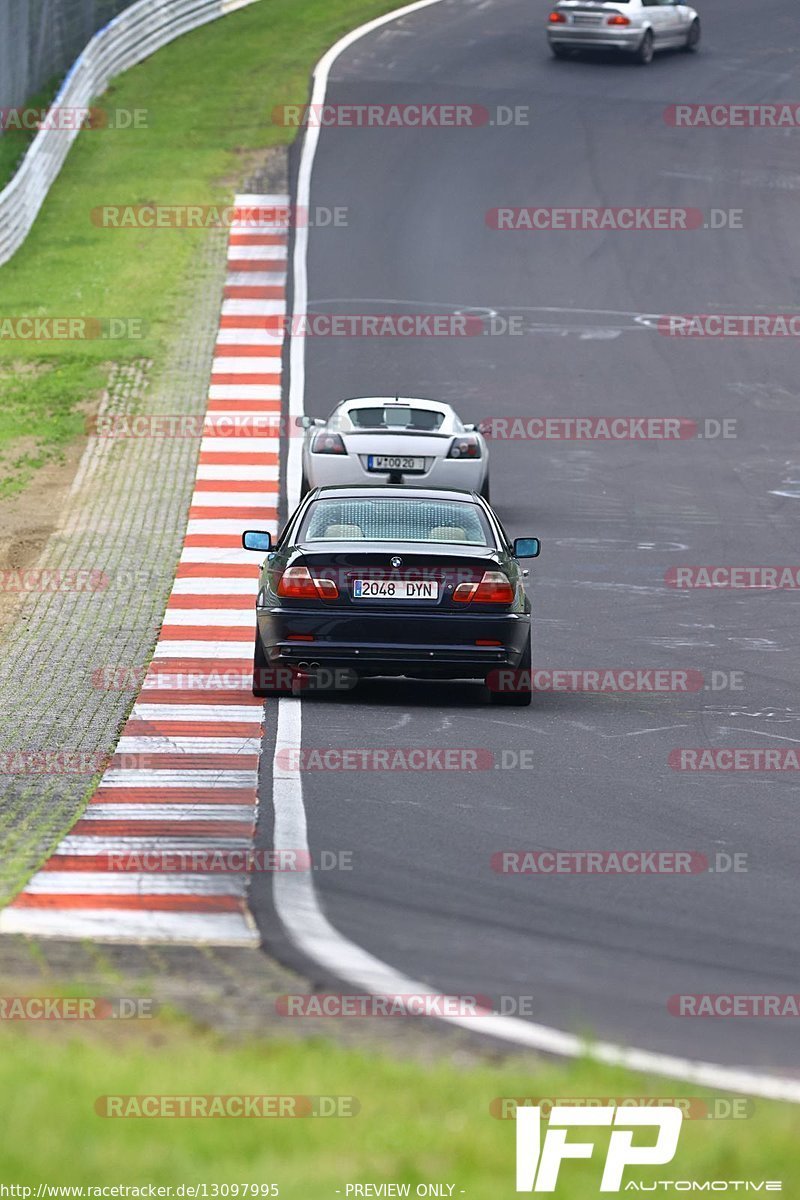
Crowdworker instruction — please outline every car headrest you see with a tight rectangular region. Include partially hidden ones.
[428,526,467,542]
[322,523,364,539]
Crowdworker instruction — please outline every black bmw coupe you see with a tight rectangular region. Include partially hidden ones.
[242,485,540,705]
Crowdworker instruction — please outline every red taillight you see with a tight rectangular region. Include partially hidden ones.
[277,566,339,600]
[548,10,567,22]
[453,571,514,605]
[607,14,631,25]
[447,435,481,460]
[311,432,346,455]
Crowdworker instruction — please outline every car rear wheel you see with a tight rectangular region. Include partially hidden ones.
[550,44,569,59]
[634,29,654,64]
[683,18,700,51]
[480,477,491,503]
[300,470,310,499]
[488,632,532,707]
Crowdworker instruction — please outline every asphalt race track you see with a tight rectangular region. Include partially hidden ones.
[253,0,800,1074]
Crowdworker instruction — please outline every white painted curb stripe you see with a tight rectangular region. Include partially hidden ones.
[81,805,256,821]
[162,609,257,626]
[100,770,258,788]
[154,641,253,659]
[132,703,261,721]
[24,873,249,896]
[0,908,259,945]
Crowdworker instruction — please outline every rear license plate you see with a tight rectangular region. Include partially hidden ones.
[367,455,425,472]
[573,13,602,23]
[353,579,439,600]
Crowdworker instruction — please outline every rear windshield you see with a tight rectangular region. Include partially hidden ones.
[299,498,493,545]
[347,406,445,431]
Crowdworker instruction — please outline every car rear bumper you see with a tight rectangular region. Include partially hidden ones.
[306,454,486,492]
[547,27,643,50]
[257,606,529,679]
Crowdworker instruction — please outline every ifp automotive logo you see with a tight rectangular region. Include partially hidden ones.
[514,1105,782,1192]
[515,1104,682,1192]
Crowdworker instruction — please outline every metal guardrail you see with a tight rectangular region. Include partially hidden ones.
[0,0,262,267]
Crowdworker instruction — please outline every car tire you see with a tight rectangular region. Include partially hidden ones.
[683,18,700,51]
[550,44,569,59]
[634,29,654,64]
[488,631,532,707]
[300,470,310,499]
[480,477,491,503]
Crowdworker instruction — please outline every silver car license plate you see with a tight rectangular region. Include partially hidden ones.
[352,579,439,600]
[367,455,425,472]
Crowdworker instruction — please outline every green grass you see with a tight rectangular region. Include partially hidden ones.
[0,1018,797,1195]
[0,0,401,495]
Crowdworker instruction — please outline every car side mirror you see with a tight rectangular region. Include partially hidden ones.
[295,416,312,428]
[513,537,540,559]
[242,530,272,551]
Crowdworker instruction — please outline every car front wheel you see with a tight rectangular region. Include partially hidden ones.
[683,18,700,51]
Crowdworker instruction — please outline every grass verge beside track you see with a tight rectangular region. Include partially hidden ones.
[1,1019,797,1193]
[0,0,400,496]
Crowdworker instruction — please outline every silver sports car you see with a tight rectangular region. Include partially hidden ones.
[547,0,700,64]
[297,397,491,499]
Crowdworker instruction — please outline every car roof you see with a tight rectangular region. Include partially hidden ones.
[311,484,480,502]
[336,396,452,413]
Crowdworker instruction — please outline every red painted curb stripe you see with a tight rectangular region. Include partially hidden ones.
[72,821,255,838]
[92,787,258,803]
[110,753,259,771]
[210,373,281,386]
[176,563,260,578]
[212,343,282,356]
[167,595,255,608]
[159,625,255,641]
[124,720,261,738]
[14,894,245,912]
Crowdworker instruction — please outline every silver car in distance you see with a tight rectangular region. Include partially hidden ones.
[297,397,491,499]
[547,0,700,64]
